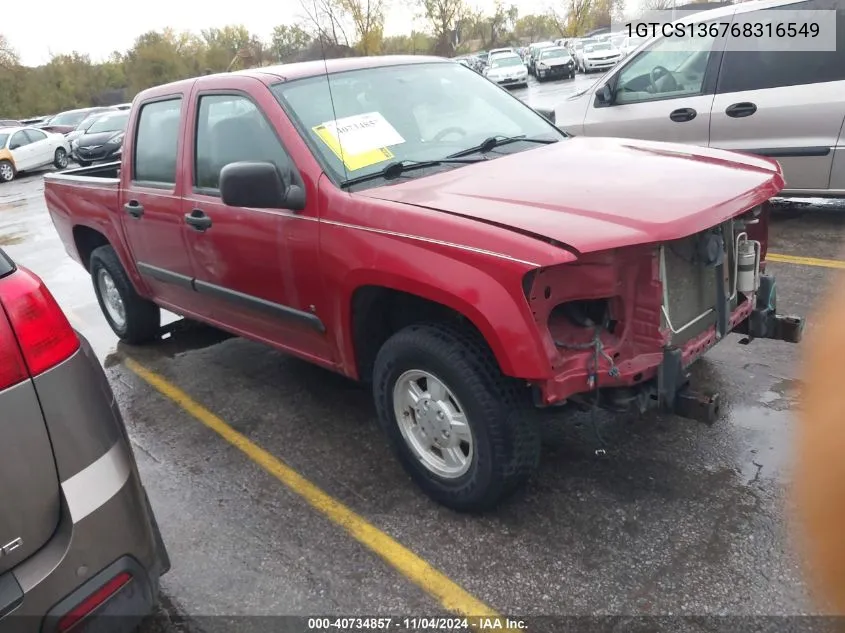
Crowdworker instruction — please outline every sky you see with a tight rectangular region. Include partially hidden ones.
[7,0,639,66]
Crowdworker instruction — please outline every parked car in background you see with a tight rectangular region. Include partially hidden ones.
[484,52,529,88]
[621,35,647,57]
[555,0,845,197]
[43,55,802,512]
[65,111,109,146]
[488,47,516,61]
[0,119,21,127]
[611,34,627,50]
[535,47,576,81]
[20,117,50,126]
[114,103,133,110]
[569,38,591,68]
[0,248,169,631]
[527,41,556,75]
[40,107,116,135]
[578,40,623,73]
[0,126,70,182]
[71,111,129,166]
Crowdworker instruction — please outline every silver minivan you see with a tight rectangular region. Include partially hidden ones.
[556,0,845,196]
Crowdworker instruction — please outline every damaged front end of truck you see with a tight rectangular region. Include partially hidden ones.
[525,202,804,424]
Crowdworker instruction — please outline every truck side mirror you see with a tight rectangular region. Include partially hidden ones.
[219,161,306,212]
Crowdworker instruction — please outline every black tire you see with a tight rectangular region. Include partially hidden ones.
[373,323,540,512]
[90,244,160,344]
[53,147,68,169]
[76,158,92,167]
[0,159,15,183]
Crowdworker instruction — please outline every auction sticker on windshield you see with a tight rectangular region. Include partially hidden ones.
[313,112,405,171]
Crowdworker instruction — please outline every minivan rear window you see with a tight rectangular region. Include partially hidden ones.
[717,0,845,93]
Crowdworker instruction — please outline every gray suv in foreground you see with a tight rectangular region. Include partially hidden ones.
[0,249,169,632]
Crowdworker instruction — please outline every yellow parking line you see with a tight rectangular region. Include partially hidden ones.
[768,253,845,269]
[124,357,501,621]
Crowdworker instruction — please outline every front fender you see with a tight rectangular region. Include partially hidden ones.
[334,243,553,381]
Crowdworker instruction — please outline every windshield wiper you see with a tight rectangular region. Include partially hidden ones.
[340,157,484,189]
[446,135,559,159]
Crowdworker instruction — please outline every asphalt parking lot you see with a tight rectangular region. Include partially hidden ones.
[4,71,845,631]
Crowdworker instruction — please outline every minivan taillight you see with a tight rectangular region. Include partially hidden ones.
[0,306,28,390]
[0,267,79,383]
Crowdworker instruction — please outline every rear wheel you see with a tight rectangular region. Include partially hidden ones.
[373,323,540,512]
[90,245,160,344]
[53,147,68,169]
[0,160,15,183]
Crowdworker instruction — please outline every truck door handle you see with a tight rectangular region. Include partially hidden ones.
[124,200,144,218]
[725,102,757,118]
[669,107,697,122]
[184,209,212,231]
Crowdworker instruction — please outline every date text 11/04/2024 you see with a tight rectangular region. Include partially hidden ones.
[306,617,528,631]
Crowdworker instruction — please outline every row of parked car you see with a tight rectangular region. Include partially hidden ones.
[455,31,645,90]
[0,105,131,183]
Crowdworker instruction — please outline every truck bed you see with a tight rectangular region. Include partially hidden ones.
[43,161,122,268]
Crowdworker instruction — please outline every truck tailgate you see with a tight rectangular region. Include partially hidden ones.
[43,164,121,266]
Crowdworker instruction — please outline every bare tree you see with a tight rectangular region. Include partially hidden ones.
[420,0,467,55]
[300,0,353,47]
[642,0,674,10]
[564,0,594,36]
[0,34,18,69]
[338,0,388,54]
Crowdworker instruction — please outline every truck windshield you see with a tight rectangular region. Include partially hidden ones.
[271,62,563,188]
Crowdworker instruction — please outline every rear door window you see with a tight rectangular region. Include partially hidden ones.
[24,129,47,143]
[133,98,183,185]
[9,131,31,149]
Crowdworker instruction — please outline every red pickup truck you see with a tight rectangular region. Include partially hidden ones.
[44,56,803,512]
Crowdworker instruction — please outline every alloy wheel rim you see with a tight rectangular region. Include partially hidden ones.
[392,369,474,479]
[97,269,126,328]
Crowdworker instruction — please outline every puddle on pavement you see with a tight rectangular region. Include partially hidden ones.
[105,319,234,367]
[729,404,793,485]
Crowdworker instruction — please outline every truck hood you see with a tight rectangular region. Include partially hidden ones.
[358,136,783,255]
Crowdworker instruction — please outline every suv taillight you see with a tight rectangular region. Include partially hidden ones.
[0,267,79,389]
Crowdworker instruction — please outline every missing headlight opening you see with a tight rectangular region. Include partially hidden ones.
[554,298,612,330]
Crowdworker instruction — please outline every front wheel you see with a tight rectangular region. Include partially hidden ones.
[76,158,92,167]
[90,245,161,344]
[373,324,540,512]
[0,159,15,183]
[53,147,68,169]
